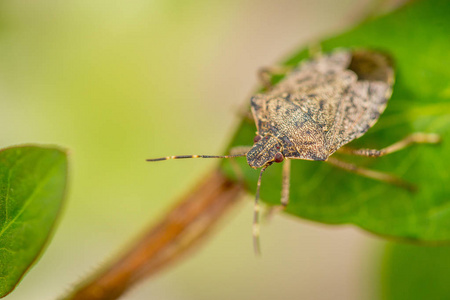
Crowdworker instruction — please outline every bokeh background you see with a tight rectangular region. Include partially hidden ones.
[0,0,408,299]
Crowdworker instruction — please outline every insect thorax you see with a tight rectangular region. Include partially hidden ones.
[249,94,332,166]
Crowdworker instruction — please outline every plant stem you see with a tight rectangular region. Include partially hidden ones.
[64,169,245,300]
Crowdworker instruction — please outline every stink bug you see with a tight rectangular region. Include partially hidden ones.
[147,49,440,254]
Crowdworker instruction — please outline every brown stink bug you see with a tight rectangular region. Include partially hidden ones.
[147,49,440,254]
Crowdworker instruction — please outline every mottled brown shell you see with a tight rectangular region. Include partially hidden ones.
[246,49,394,169]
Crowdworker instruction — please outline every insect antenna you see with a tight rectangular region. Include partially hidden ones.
[147,154,246,162]
[253,164,269,255]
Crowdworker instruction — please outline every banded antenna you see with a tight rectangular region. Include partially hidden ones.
[147,150,270,255]
[146,153,246,162]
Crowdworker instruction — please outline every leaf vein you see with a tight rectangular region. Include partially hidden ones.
[0,159,62,239]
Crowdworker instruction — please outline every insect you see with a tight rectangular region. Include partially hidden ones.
[147,49,440,254]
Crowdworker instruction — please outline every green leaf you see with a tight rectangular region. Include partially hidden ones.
[222,0,450,241]
[381,243,450,300]
[0,146,67,297]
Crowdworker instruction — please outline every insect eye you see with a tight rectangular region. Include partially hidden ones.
[274,152,284,163]
[253,135,262,143]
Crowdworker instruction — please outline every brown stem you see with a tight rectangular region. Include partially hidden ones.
[65,169,245,300]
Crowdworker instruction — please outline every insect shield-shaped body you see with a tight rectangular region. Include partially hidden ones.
[150,49,437,254]
[247,49,394,168]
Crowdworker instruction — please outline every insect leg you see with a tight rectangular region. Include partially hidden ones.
[280,158,291,207]
[263,159,291,221]
[258,66,292,90]
[229,146,252,156]
[326,157,416,191]
[253,165,269,255]
[241,111,254,124]
[227,146,252,182]
[308,42,322,58]
[338,133,441,157]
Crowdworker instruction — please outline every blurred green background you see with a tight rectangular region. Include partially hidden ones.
[1,0,443,299]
